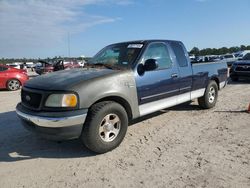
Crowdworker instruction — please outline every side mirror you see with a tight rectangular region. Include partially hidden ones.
[144,59,158,71]
[137,59,158,76]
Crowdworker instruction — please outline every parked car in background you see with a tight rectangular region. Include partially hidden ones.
[191,55,217,63]
[220,54,237,67]
[189,54,195,61]
[210,55,221,62]
[0,64,29,91]
[233,51,242,58]
[54,59,81,71]
[78,59,86,67]
[230,53,250,81]
[237,50,250,60]
[35,59,81,75]
[6,62,23,69]
[35,60,54,75]
[25,62,35,68]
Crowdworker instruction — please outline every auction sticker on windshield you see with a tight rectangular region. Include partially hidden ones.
[127,44,143,48]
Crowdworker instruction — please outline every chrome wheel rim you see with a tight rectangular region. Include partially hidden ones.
[208,87,216,103]
[99,113,121,142]
[8,80,20,90]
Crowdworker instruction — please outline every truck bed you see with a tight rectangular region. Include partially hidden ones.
[192,61,228,90]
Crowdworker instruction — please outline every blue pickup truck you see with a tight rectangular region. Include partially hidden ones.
[16,40,228,153]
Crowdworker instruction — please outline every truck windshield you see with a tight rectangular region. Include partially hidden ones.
[89,43,143,69]
[243,53,250,60]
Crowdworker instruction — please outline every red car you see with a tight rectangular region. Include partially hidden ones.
[0,64,29,91]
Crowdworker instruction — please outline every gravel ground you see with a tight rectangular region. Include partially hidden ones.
[0,80,249,188]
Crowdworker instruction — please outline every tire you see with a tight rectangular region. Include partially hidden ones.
[231,76,238,81]
[81,101,128,154]
[6,79,21,91]
[198,80,218,109]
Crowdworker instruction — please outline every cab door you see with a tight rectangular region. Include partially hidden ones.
[170,41,193,101]
[135,42,180,116]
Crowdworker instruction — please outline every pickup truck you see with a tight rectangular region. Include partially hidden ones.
[230,52,250,81]
[16,40,228,153]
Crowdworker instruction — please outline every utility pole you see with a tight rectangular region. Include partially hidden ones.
[68,32,71,58]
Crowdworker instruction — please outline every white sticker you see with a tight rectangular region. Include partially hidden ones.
[127,44,143,48]
[122,61,128,65]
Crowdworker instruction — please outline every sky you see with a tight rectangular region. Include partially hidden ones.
[0,0,250,58]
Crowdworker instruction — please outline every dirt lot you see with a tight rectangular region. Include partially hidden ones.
[0,80,250,188]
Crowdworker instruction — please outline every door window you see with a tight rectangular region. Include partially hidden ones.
[143,43,172,69]
[170,42,188,67]
[0,66,8,72]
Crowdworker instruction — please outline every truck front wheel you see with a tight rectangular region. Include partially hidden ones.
[198,80,218,109]
[81,101,128,153]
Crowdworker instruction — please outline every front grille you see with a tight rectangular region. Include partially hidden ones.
[235,65,250,72]
[21,89,42,109]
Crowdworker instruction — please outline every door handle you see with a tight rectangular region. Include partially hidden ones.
[171,73,178,78]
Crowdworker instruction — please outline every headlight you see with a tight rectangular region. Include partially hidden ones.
[45,94,78,108]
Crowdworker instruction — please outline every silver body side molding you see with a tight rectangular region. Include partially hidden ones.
[139,88,205,116]
[190,88,206,99]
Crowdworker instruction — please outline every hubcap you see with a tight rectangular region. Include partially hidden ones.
[99,113,121,142]
[8,80,20,91]
[208,86,216,103]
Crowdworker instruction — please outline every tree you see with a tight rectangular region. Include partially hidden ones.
[190,47,200,56]
[240,45,247,51]
[229,47,238,53]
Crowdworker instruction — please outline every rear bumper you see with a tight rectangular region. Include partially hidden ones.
[16,103,87,140]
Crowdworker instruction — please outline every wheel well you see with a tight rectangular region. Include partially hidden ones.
[93,96,133,121]
[210,77,220,90]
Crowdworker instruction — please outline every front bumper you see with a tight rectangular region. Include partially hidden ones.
[16,103,88,140]
[230,71,250,78]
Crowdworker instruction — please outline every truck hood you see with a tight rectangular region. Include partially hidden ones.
[24,68,119,90]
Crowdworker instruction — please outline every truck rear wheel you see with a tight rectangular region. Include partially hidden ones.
[198,80,218,109]
[81,101,128,153]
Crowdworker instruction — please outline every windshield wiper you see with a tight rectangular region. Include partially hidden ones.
[94,63,113,69]
[85,62,122,70]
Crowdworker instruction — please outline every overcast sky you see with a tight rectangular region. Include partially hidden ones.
[0,0,250,58]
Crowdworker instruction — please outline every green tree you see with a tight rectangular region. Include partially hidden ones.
[190,47,200,56]
[240,45,247,51]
